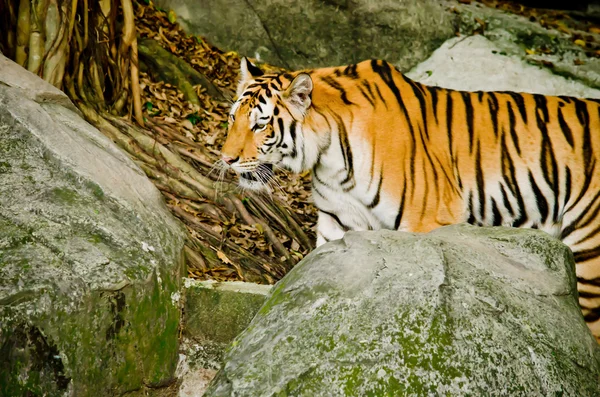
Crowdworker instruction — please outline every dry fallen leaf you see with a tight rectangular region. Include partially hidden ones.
[291,239,300,251]
[133,0,318,284]
[181,119,195,130]
[217,250,233,265]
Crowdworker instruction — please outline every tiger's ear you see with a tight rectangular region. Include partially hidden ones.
[237,57,264,97]
[283,73,313,114]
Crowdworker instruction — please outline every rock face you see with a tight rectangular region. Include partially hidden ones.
[178,280,271,397]
[205,224,600,396]
[407,35,600,99]
[184,279,271,345]
[154,0,457,71]
[454,1,600,90]
[0,55,186,396]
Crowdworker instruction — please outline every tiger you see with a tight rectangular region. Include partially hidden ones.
[220,57,600,339]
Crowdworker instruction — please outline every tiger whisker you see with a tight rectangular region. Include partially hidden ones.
[214,165,228,201]
[207,159,226,179]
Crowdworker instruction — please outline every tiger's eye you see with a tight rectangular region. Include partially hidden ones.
[255,123,267,132]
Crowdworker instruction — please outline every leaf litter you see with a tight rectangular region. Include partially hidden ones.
[134,0,317,284]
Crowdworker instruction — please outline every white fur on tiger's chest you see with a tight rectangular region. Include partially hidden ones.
[311,132,397,246]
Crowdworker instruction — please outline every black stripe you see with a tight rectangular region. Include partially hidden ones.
[540,138,559,221]
[534,94,549,140]
[429,87,439,123]
[418,126,439,187]
[269,81,280,91]
[575,98,593,179]
[507,103,521,155]
[332,114,354,186]
[557,106,574,147]
[529,171,549,223]
[574,219,600,247]
[405,78,429,138]
[313,168,333,189]
[511,191,528,227]
[536,97,552,170]
[419,157,430,222]
[446,92,454,158]
[276,118,285,147]
[367,167,383,209]
[578,192,600,230]
[461,92,475,153]
[373,84,387,108]
[362,81,377,106]
[289,120,297,157]
[477,91,484,102]
[320,210,350,232]
[564,167,572,209]
[371,60,416,195]
[574,246,600,264]
[258,95,266,104]
[559,95,573,104]
[500,183,514,216]
[367,135,377,191]
[467,191,476,224]
[357,84,376,108]
[487,93,500,138]
[320,76,354,105]
[475,143,486,221]
[343,64,359,79]
[561,190,600,239]
[273,107,280,116]
[394,177,407,229]
[500,135,517,196]
[501,135,527,227]
[491,198,502,226]
[566,161,596,213]
[312,184,328,201]
[504,92,528,123]
[246,61,264,77]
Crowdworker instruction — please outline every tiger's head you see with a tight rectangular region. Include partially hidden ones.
[220,58,314,191]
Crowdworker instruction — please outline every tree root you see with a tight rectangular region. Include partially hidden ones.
[1,0,313,284]
[138,37,230,104]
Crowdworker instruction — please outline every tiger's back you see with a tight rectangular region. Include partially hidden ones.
[221,58,600,338]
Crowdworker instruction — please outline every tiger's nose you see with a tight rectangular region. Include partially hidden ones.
[222,156,238,165]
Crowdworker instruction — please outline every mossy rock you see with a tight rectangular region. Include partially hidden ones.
[0,56,186,396]
[206,224,600,396]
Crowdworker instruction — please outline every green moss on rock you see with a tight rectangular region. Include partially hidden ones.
[0,65,186,396]
[205,225,600,396]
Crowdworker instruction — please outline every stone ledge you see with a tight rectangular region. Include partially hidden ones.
[183,278,271,345]
[177,280,272,396]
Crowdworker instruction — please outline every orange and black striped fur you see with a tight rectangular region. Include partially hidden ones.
[221,58,600,338]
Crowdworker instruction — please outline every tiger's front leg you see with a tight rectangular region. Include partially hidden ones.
[315,211,347,247]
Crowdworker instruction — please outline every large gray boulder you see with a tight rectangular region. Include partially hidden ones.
[454,1,600,90]
[0,55,186,396]
[155,0,457,71]
[406,35,600,99]
[206,224,600,396]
